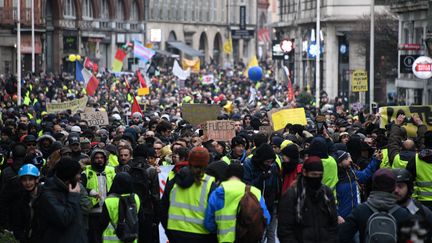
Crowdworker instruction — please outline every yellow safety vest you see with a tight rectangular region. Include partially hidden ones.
[215,180,261,243]
[167,170,175,183]
[392,154,408,169]
[102,194,141,243]
[85,165,116,207]
[108,154,119,167]
[414,154,432,202]
[221,156,231,165]
[167,174,215,234]
[322,156,338,196]
[275,154,282,171]
[379,148,390,168]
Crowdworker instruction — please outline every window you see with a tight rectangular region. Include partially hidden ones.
[101,0,109,19]
[63,0,76,18]
[131,0,139,21]
[415,27,423,44]
[82,0,93,19]
[116,0,124,20]
[0,0,4,7]
[303,0,316,10]
[178,0,183,21]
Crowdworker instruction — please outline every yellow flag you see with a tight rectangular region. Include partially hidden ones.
[182,57,200,73]
[244,55,258,78]
[223,37,232,54]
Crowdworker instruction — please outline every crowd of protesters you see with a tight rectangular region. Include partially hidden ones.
[0,60,430,243]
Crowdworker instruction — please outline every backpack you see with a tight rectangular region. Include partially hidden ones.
[235,185,266,243]
[115,194,139,243]
[365,202,399,243]
[128,167,151,207]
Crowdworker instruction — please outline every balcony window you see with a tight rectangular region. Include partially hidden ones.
[64,0,76,19]
[116,0,124,20]
[131,0,139,21]
[101,0,109,19]
[82,0,93,19]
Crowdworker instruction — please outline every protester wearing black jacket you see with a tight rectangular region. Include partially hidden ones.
[32,157,86,243]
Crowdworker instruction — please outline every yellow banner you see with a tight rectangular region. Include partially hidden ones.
[46,96,88,114]
[380,106,432,137]
[182,58,200,73]
[244,55,258,78]
[223,37,232,54]
[268,107,307,131]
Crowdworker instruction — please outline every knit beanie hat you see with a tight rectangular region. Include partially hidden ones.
[227,161,244,179]
[254,143,276,162]
[281,144,299,162]
[231,136,246,148]
[189,147,210,167]
[55,157,81,182]
[271,136,284,148]
[303,156,323,172]
[372,168,396,193]
[334,150,350,164]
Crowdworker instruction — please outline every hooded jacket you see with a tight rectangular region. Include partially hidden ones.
[339,191,413,242]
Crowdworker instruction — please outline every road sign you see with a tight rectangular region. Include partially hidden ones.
[412,56,432,79]
[351,70,368,92]
[231,30,254,39]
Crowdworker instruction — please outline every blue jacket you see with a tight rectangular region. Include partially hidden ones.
[243,158,281,213]
[204,183,271,233]
[335,158,380,218]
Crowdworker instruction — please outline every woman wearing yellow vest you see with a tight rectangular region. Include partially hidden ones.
[97,172,141,243]
[204,162,271,243]
[161,147,218,243]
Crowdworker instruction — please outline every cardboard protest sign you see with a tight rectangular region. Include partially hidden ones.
[205,120,236,141]
[268,107,307,131]
[46,96,88,114]
[81,110,109,126]
[380,106,432,137]
[182,104,220,126]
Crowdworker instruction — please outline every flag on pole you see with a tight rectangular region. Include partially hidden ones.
[136,70,147,88]
[76,61,84,82]
[244,56,258,78]
[131,96,143,118]
[133,40,155,64]
[112,49,127,72]
[81,68,99,96]
[283,65,295,102]
[173,60,190,80]
[223,36,233,54]
[84,57,94,70]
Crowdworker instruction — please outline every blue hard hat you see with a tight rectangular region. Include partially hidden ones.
[18,164,40,178]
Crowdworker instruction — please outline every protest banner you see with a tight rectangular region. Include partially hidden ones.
[182,104,220,126]
[380,105,432,137]
[205,120,236,141]
[46,96,88,114]
[268,107,307,131]
[81,110,109,126]
[351,70,368,92]
[202,74,215,85]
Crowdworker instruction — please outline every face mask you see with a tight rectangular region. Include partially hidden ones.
[282,162,297,173]
[304,176,323,191]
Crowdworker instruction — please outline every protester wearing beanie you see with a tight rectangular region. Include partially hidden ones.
[333,149,381,219]
[161,146,218,243]
[278,156,338,243]
[243,143,280,242]
[33,157,87,243]
[339,168,413,242]
[221,136,247,164]
[204,161,271,242]
[281,144,300,193]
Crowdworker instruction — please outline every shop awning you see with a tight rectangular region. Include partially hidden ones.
[167,41,204,57]
[155,49,179,58]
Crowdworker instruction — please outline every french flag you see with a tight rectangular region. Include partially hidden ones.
[81,68,99,96]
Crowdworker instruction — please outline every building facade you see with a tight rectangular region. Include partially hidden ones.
[391,0,432,105]
[274,0,379,101]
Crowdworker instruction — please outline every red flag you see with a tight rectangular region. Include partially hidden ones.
[81,68,99,96]
[288,79,294,102]
[84,57,94,70]
[136,70,147,88]
[131,96,143,118]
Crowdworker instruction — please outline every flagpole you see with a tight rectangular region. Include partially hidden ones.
[17,0,22,105]
[31,0,35,73]
[315,0,320,109]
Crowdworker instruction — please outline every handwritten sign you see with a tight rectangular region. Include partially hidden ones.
[81,110,109,126]
[351,70,368,92]
[46,96,88,114]
[268,107,307,131]
[380,106,432,137]
[182,104,220,126]
[205,120,236,141]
